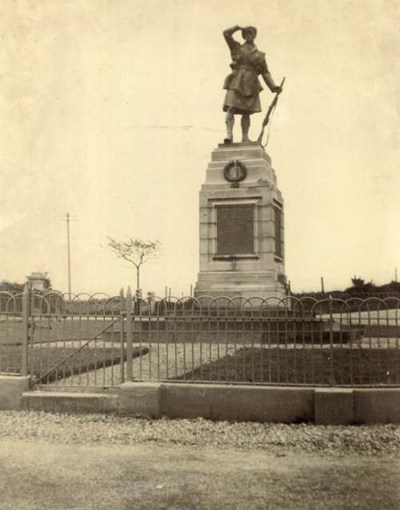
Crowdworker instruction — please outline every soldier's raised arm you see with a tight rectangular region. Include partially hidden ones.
[223,25,242,51]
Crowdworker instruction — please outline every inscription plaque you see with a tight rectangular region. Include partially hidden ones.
[274,206,284,258]
[216,205,254,255]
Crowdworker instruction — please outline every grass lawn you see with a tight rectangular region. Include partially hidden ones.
[0,439,399,510]
[0,344,147,383]
[3,343,400,386]
[180,347,400,385]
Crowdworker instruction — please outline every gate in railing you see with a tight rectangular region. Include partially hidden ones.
[1,287,400,388]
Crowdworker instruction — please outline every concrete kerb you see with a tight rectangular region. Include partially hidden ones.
[117,383,400,424]
[7,379,400,424]
[119,382,163,418]
[118,382,315,423]
[353,389,400,424]
[0,375,31,410]
[22,391,119,415]
[161,383,315,423]
[314,388,355,425]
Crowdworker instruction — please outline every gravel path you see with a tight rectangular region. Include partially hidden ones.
[1,410,400,457]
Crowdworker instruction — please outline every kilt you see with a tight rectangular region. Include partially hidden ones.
[223,89,261,114]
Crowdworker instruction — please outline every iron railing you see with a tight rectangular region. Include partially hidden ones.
[1,288,399,388]
[0,292,24,374]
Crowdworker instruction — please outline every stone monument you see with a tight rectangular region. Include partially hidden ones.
[194,25,287,299]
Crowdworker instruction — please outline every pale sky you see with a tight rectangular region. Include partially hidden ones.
[1,0,399,296]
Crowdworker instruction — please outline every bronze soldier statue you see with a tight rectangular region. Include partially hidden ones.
[223,25,282,144]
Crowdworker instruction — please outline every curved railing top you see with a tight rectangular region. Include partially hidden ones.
[1,290,400,315]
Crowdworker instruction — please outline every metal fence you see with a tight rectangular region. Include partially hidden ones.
[1,288,400,388]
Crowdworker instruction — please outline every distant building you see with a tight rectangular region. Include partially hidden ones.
[26,272,51,291]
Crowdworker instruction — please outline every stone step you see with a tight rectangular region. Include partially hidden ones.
[21,390,118,414]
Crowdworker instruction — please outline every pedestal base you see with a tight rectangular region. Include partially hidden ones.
[194,270,286,300]
[194,142,287,300]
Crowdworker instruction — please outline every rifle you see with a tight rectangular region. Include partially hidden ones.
[257,77,286,146]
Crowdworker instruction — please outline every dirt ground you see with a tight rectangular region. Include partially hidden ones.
[1,439,399,510]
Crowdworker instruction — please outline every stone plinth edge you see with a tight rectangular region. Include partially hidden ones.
[0,375,30,410]
[314,388,355,425]
[21,391,118,414]
[161,383,314,423]
[118,382,163,418]
[11,383,400,425]
[118,384,400,424]
[353,389,400,424]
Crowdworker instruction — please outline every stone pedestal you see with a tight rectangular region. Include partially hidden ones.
[194,142,286,300]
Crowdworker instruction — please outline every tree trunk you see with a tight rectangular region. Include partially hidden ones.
[136,266,140,294]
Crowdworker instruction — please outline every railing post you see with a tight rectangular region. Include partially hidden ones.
[126,287,133,381]
[119,288,125,384]
[328,294,335,385]
[21,283,30,377]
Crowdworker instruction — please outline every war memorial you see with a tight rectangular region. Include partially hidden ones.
[1,24,400,428]
[194,25,286,300]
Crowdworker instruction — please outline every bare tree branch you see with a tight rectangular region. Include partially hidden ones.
[106,236,161,291]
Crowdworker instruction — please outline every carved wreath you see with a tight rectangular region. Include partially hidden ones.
[223,160,247,183]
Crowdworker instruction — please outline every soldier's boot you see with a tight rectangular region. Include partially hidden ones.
[241,114,251,143]
[224,108,234,143]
